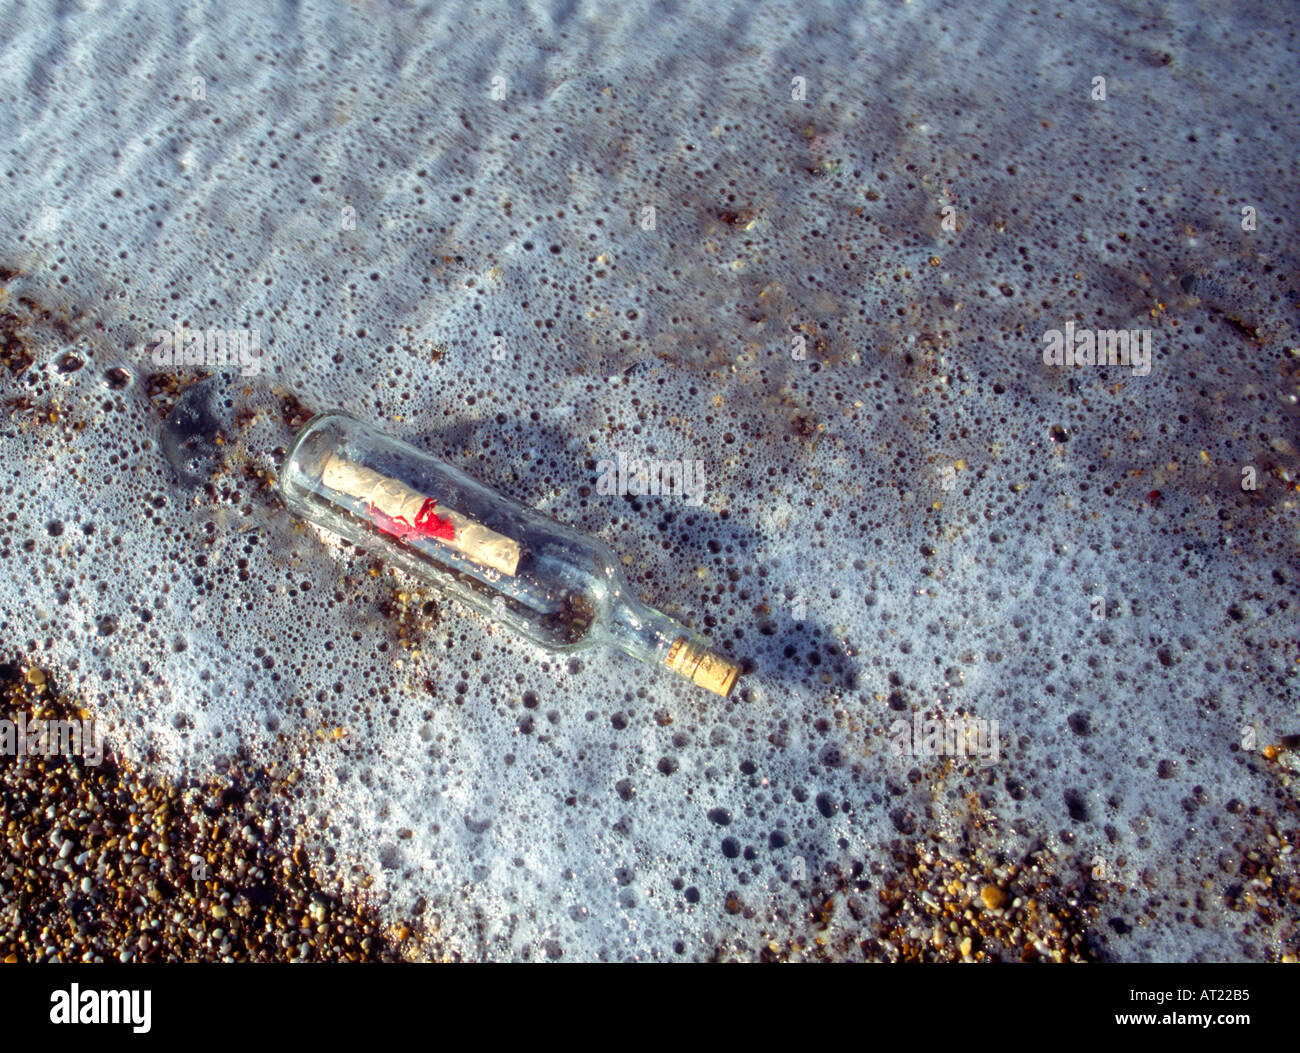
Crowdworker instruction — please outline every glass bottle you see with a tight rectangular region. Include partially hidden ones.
[279,410,740,696]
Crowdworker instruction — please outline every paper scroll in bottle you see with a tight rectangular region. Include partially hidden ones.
[320,453,521,576]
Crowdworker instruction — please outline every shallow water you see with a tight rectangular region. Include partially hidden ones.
[0,0,1296,960]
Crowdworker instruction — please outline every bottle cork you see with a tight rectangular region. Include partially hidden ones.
[665,636,741,697]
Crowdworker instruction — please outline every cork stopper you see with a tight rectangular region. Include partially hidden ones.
[666,637,740,697]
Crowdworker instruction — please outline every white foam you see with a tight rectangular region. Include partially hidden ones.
[0,0,1297,960]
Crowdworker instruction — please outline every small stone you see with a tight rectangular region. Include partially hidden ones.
[980,884,1007,910]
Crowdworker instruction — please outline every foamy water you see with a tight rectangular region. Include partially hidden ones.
[0,0,1296,960]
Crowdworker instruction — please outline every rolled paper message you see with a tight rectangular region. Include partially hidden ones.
[320,452,522,576]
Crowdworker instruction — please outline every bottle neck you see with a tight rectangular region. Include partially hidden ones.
[606,593,739,697]
[606,592,695,665]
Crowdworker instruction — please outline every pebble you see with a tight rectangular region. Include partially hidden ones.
[0,664,404,963]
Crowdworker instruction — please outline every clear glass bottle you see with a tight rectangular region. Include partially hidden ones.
[279,410,740,696]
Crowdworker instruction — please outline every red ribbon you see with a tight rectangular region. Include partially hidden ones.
[366,497,455,541]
